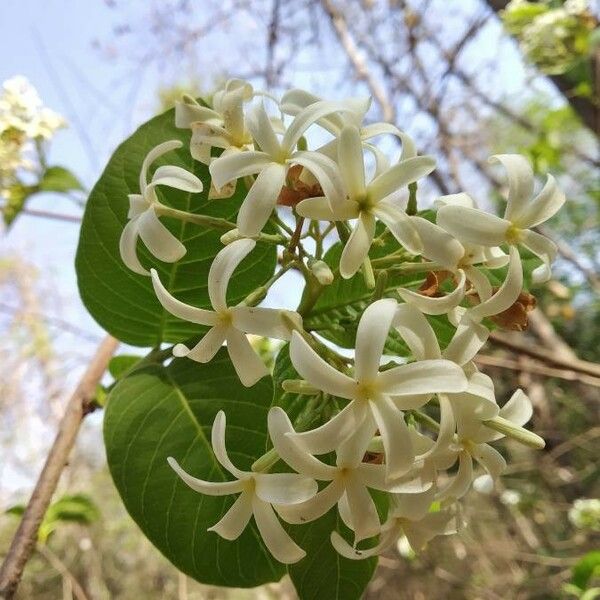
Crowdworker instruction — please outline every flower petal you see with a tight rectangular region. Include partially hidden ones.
[226,328,269,387]
[434,192,475,209]
[438,451,473,500]
[471,443,506,481]
[211,411,246,478]
[167,456,245,496]
[137,209,187,263]
[209,150,272,189]
[252,498,306,564]
[237,163,287,237]
[499,388,532,427]
[150,269,218,325]
[296,196,358,221]
[370,396,415,479]
[337,125,366,199]
[207,491,253,540]
[254,472,318,505]
[464,265,493,303]
[520,229,557,283]
[393,304,441,361]
[175,99,219,128]
[267,408,336,480]
[275,479,344,525]
[361,123,416,159]
[374,202,423,255]
[289,331,357,399]
[392,486,436,521]
[378,360,467,396]
[335,412,377,469]
[246,103,282,158]
[437,206,510,247]
[397,270,466,316]
[468,246,522,320]
[149,165,203,193]
[355,298,398,382]
[173,325,227,363]
[410,216,465,270]
[119,218,147,275]
[344,477,382,542]
[489,154,534,223]
[513,174,565,229]
[330,525,399,560]
[442,320,489,366]
[369,156,436,203]
[291,150,345,208]
[339,212,376,279]
[209,238,256,312]
[233,306,299,340]
[140,140,182,192]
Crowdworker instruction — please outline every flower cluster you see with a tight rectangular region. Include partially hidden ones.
[118,79,562,564]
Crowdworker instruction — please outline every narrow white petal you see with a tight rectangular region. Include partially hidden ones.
[397,270,466,316]
[338,125,366,199]
[339,212,376,279]
[289,401,368,455]
[246,103,282,158]
[361,123,417,159]
[140,140,183,192]
[127,194,148,218]
[370,396,415,479]
[464,266,493,303]
[392,486,436,521]
[173,325,227,363]
[237,163,287,237]
[267,408,337,480]
[355,298,398,382]
[330,525,400,560]
[336,412,377,469]
[468,246,522,320]
[411,216,465,270]
[434,192,475,209]
[442,320,489,366]
[119,218,147,275]
[356,463,390,491]
[207,491,253,540]
[254,473,318,505]
[291,150,345,208]
[296,196,358,221]
[514,174,565,228]
[344,477,382,542]
[275,479,344,525]
[252,499,306,564]
[520,229,557,283]
[438,451,473,500]
[209,150,272,189]
[378,360,467,396]
[149,165,203,193]
[191,122,233,152]
[226,328,269,387]
[233,306,298,341]
[369,156,436,202]
[209,238,256,312]
[150,269,218,325]
[211,411,246,478]
[499,389,532,426]
[137,209,187,263]
[489,154,534,223]
[425,394,456,459]
[393,304,441,361]
[167,456,245,496]
[437,206,510,247]
[471,443,506,481]
[289,331,357,399]
[174,100,219,128]
[374,202,423,255]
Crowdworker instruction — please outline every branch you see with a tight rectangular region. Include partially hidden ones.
[0,335,119,599]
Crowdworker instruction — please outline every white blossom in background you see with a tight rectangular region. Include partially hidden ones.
[151,238,302,386]
[119,140,203,275]
[113,79,560,563]
[168,411,317,563]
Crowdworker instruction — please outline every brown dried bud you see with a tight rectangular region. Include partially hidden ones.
[491,290,537,331]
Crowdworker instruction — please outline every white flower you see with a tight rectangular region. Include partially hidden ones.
[209,100,359,237]
[436,389,533,500]
[297,125,435,278]
[437,154,565,283]
[168,411,317,564]
[287,298,468,479]
[119,140,203,275]
[330,486,458,559]
[269,407,431,544]
[175,79,254,164]
[151,238,301,386]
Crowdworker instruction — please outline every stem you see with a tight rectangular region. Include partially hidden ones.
[408,409,441,432]
[406,182,418,215]
[0,335,119,599]
[156,205,285,245]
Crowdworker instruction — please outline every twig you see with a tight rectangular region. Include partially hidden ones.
[20,208,82,224]
[38,545,90,600]
[0,335,119,599]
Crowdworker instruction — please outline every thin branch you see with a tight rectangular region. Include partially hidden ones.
[0,335,119,599]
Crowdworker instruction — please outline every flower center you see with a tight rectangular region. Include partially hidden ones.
[505,224,523,244]
[356,380,378,401]
[355,192,375,213]
[217,310,234,327]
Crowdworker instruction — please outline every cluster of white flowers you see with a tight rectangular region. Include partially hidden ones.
[119,80,563,564]
[0,76,66,194]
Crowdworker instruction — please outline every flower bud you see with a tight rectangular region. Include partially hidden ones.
[220,228,242,245]
[310,260,334,286]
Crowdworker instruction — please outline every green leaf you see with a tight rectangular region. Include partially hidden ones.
[103,350,285,587]
[572,551,600,591]
[1,183,37,226]
[39,166,83,192]
[108,354,143,380]
[272,345,378,600]
[75,106,276,347]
